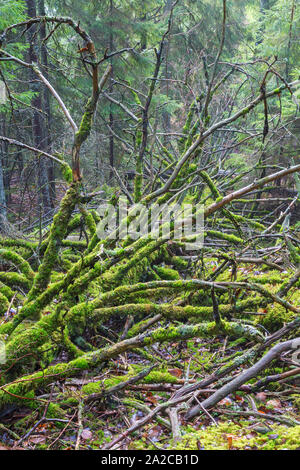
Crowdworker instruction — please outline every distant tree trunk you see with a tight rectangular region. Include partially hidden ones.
[251,0,272,216]
[38,0,55,207]
[26,0,52,215]
[0,152,6,220]
[286,0,296,80]
[256,0,270,47]
[260,0,270,9]
[140,0,147,51]
[162,0,173,143]
[0,117,10,209]
[109,0,114,181]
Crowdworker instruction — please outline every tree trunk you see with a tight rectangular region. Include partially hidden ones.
[260,0,270,9]
[38,0,55,207]
[109,0,114,181]
[256,0,270,47]
[26,0,52,216]
[0,153,6,220]
[286,0,296,80]
[162,0,173,143]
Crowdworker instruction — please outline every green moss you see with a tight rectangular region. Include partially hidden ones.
[154,266,180,280]
[255,302,296,331]
[82,209,97,236]
[62,164,73,184]
[241,106,250,116]
[240,425,300,450]
[170,256,188,270]
[61,396,79,406]
[53,154,73,183]
[249,272,287,285]
[291,395,300,411]
[66,214,81,233]
[0,248,35,281]
[0,282,14,300]
[18,183,80,323]
[0,237,36,252]
[286,239,300,265]
[99,239,163,291]
[134,152,143,203]
[180,101,196,151]
[75,98,94,145]
[143,320,264,345]
[0,271,31,290]
[206,230,243,245]
[141,370,179,384]
[0,292,9,315]
[167,422,300,450]
[234,214,265,231]
[82,381,102,395]
[62,373,140,403]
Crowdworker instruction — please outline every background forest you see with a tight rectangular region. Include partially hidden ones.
[0,0,299,451]
[0,0,300,224]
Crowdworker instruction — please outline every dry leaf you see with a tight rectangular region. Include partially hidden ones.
[168,368,183,378]
[146,393,158,405]
[227,435,233,450]
[266,399,281,408]
[256,392,267,402]
[234,394,244,402]
[28,435,46,445]
[219,397,232,406]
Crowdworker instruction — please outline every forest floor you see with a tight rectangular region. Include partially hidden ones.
[0,261,299,451]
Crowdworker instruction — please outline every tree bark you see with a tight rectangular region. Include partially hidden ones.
[0,152,6,220]
[26,0,52,215]
[109,0,114,181]
[38,0,55,207]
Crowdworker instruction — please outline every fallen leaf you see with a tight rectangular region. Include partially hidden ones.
[168,368,183,378]
[234,394,244,402]
[28,435,46,445]
[146,395,158,405]
[227,435,233,450]
[266,399,281,409]
[256,392,267,402]
[219,397,232,406]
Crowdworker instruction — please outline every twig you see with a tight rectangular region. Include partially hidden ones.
[166,406,182,442]
[84,365,156,403]
[75,400,84,450]
[0,136,67,166]
[185,338,300,419]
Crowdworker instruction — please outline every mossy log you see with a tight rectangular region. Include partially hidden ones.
[0,319,263,410]
[0,249,35,281]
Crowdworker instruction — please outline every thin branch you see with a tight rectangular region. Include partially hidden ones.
[0,50,78,133]
[0,136,67,166]
[185,339,300,419]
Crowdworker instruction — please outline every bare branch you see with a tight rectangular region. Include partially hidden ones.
[0,136,67,166]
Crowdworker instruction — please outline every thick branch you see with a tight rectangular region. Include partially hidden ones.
[185,339,299,419]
